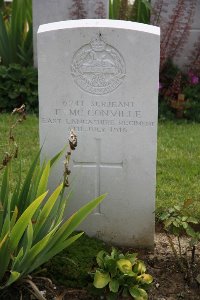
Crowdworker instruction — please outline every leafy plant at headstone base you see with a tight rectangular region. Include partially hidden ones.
[164,71,190,119]
[91,247,153,300]
[158,60,200,121]
[0,106,106,298]
[109,0,151,24]
[0,0,33,66]
[183,72,200,122]
[158,60,184,120]
[157,199,200,284]
[0,64,38,113]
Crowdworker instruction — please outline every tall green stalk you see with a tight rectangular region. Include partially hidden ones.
[0,0,33,66]
[109,0,151,24]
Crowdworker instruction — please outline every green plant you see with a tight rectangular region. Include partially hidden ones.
[129,0,151,23]
[0,108,106,297]
[158,199,200,267]
[183,83,200,122]
[0,0,12,19]
[0,0,33,66]
[109,0,151,24]
[0,64,38,113]
[92,247,153,300]
[158,60,200,122]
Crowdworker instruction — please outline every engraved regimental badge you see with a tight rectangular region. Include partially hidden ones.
[71,35,126,95]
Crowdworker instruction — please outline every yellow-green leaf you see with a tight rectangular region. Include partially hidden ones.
[9,191,48,252]
[28,232,84,273]
[133,261,146,274]
[0,271,21,289]
[36,162,50,197]
[96,250,108,268]
[117,259,132,273]
[93,270,110,288]
[137,273,153,284]
[109,279,119,293]
[33,183,63,239]
[0,233,8,250]
[129,286,148,300]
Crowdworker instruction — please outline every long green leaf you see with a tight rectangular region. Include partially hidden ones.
[54,194,107,242]
[17,223,61,275]
[36,161,50,198]
[10,163,22,212]
[0,271,21,289]
[0,238,10,280]
[17,150,41,214]
[0,167,9,232]
[33,183,63,241]
[29,232,83,273]
[0,208,10,240]
[21,221,33,259]
[0,0,4,9]
[27,163,44,205]
[0,11,11,65]
[109,0,121,19]
[50,147,66,168]
[11,247,24,271]
[9,191,48,252]
[0,233,8,250]
[0,166,9,207]
[41,194,106,254]
[27,194,106,273]
[109,0,113,19]
[0,0,33,65]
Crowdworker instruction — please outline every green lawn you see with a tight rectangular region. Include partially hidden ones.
[157,121,200,216]
[0,113,39,186]
[0,114,200,217]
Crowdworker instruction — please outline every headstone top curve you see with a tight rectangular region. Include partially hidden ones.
[38,19,160,36]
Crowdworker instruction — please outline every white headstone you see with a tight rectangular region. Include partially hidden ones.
[38,19,160,248]
[33,0,109,66]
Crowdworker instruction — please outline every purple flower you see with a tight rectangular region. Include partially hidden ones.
[159,82,163,90]
[188,70,199,85]
[191,75,199,85]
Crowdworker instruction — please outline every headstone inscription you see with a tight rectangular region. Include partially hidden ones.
[38,19,160,248]
[32,0,109,66]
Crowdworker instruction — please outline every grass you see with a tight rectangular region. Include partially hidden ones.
[0,114,200,216]
[157,120,200,217]
[0,113,39,185]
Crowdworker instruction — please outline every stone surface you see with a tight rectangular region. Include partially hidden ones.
[33,0,109,66]
[38,19,160,247]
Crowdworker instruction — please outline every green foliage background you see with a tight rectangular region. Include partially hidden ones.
[0,0,33,66]
[0,64,38,113]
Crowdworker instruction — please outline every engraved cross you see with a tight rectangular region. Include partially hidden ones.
[73,138,123,214]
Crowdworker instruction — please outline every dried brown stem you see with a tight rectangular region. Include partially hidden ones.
[63,129,77,188]
[0,104,26,171]
[165,231,186,273]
